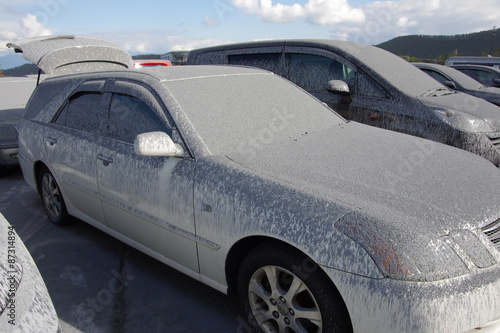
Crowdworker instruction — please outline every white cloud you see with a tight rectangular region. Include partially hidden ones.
[229,0,499,44]
[21,13,52,38]
[95,31,232,54]
[303,0,365,25]
[0,13,52,55]
[203,16,218,27]
[327,0,500,44]
[231,0,364,24]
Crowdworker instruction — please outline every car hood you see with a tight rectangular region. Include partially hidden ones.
[476,86,500,106]
[7,35,133,75]
[226,121,500,236]
[418,91,500,131]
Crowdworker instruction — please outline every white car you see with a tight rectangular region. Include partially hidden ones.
[10,35,500,333]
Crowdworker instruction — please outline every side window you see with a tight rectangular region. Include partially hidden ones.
[26,81,67,119]
[287,54,355,92]
[54,92,106,134]
[228,53,280,72]
[463,69,494,85]
[356,71,389,99]
[420,69,449,85]
[107,93,169,144]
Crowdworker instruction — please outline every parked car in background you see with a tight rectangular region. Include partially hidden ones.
[445,56,500,68]
[188,40,500,167]
[11,35,500,333]
[449,64,500,88]
[415,62,500,106]
[161,50,190,65]
[133,59,172,68]
[0,76,39,168]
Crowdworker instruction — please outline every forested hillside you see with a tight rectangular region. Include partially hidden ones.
[377,29,500,62]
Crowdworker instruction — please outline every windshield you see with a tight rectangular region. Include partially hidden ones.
[333,41,445,97]
[164,73,345,155]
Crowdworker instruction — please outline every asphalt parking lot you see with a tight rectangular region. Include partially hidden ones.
[0,166,243,333]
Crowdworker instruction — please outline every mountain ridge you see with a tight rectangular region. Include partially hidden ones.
[376,28,500,61]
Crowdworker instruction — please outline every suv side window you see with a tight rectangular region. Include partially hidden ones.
[106,93,169,144]
[228,53,281,72]
[54,91,106,134]
[287,54,355,92]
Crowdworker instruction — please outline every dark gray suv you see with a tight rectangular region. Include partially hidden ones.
[188,40,500,166]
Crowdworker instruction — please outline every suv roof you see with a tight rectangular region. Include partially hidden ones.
[188,39,443,96]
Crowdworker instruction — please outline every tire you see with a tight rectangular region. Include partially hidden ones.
[38,166,71,225]
[238,243,353,333]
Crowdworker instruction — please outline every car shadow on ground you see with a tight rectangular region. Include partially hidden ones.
[0,169,242,333]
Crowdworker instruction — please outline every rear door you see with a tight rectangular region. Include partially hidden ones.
[95,80,198,272]
[43,80,108,225]
[227,48,285,75]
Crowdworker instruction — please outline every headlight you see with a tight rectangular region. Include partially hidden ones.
[334,214,471,281]
[432,108,494,133]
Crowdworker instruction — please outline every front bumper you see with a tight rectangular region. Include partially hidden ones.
[0,147,19,166]
[324,263,500,333]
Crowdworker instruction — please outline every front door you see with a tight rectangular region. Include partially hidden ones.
[283,48,395,126]
[95,81,198,272]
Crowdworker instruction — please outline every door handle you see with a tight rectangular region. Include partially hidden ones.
[97,154,114,166]
[46,137,57,146]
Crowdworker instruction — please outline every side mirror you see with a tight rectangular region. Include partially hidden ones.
[444,80,457,90]
[134,131,184,157]
[327,80,350,96]
[327,80,352,104]
[493,78,500,88]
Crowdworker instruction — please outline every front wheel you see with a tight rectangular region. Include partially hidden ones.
[38,166,71,225]
[238,243,353,333]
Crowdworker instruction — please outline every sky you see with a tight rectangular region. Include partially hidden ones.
[0,0,499,68]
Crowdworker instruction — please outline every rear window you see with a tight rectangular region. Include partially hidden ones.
[24,80,66,119]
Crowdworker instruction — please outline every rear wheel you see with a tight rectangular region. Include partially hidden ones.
[238,243,352,333]
[38,166,71,225]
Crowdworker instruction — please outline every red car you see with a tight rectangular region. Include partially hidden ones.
[133,59,172,68]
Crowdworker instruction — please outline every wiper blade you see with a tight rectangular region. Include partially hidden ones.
[423,88,455,97]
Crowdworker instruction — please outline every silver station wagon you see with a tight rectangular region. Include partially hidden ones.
[11,36,500,333]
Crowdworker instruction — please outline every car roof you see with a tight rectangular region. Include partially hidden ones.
[449,64,500,73]
[7,35,133,75]
[189,39,443,96]
[40,65,275,87]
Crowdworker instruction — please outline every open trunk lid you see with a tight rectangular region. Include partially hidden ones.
[7,35,133,75]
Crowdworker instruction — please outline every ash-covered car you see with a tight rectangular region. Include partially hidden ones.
[11,35,500,333]
[0,214,60,332]
[0,76,39,168]
[187,40,500,167]
[133,59,172,68]
[415,62,500,106]
[449,64,500,88]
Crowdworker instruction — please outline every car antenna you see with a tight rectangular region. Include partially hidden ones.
[37,68,42,86]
